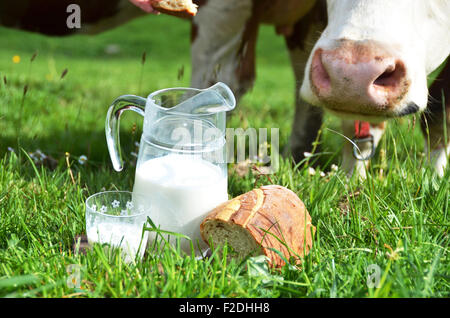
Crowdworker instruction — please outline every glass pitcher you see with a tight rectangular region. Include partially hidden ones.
[105,82,236,254]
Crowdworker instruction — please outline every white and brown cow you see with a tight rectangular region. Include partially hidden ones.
[300,0,450,177]
[2,0,449,177]
[189,0,450,177]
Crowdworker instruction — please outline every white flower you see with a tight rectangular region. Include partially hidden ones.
[100,205,107,213]
[91,204,97,211]
[29,152,38,163]
[111,200,120,208]
[308,167,316,176]
[134,141,140,147]
[320,171,326,177]
[126,201,134,209]
[331,164,339,172]
[78,155,88,165]
[35,149,47,159]
[120,209,128,216]
[303,152,313,158]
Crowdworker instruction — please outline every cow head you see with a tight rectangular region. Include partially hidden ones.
[301,0,450,121]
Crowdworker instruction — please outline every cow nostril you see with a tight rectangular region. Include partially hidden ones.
[311,48,331,92]
[374,68,395,86]
[373,61,406,88]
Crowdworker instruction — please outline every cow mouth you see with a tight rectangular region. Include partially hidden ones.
[323,102,420,121]
[324,107,388,122]
[395,103,420,116]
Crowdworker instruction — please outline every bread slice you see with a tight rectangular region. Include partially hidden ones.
[150,0,198,18]
[200,185,315,267]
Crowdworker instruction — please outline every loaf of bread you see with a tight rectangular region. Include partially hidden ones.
[200,185,315,267]
[150,0,198,18]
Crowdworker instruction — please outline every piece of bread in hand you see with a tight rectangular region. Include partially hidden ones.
[150,0,198,18]
[200,185,315,268]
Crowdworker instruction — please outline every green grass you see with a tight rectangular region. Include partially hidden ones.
[0,15,449,298]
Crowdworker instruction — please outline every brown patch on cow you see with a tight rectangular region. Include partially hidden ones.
[258,0,317,27]
[284,0,327,51]
[421,60,450,148]
[275,25,294,37]
[234,1,261,89]
[234,0,325,86]
[192,0,208,7]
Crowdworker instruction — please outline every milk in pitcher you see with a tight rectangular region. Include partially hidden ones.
[133,154,228,253]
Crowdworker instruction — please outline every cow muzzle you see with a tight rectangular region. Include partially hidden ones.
[309,39,413,118]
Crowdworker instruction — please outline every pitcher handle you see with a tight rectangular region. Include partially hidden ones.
[106,95,146,171]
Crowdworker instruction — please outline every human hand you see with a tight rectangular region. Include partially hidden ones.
[128,0,160,13]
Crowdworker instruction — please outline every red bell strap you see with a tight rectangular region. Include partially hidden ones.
[354,120,371,139]
[352,120,375,160]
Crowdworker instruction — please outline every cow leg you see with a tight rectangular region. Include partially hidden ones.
[286,49,324,164]
[421,61,450,177]
[190,0,256,100]
[284,5,327,164]
[341,120,386,179]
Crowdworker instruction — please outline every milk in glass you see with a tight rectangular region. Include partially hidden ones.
[87,222,148,262]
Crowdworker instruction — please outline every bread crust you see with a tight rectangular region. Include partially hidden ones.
[200,185,315,267]
[150,0,198,19]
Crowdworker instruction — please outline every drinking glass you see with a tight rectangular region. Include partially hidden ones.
[85,191,149,262]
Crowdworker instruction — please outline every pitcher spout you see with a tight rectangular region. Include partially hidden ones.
[205,82,236,112]
[169,82,236,115]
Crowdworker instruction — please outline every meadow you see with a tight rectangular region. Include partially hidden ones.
[0,14,448,297]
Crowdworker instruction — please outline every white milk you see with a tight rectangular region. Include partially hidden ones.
[87,222,148,263]
[133,154,228,254]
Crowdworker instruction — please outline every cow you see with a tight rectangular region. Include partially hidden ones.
[299,0,450,177]
[2,0,449,178]
[188,0,450,178]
